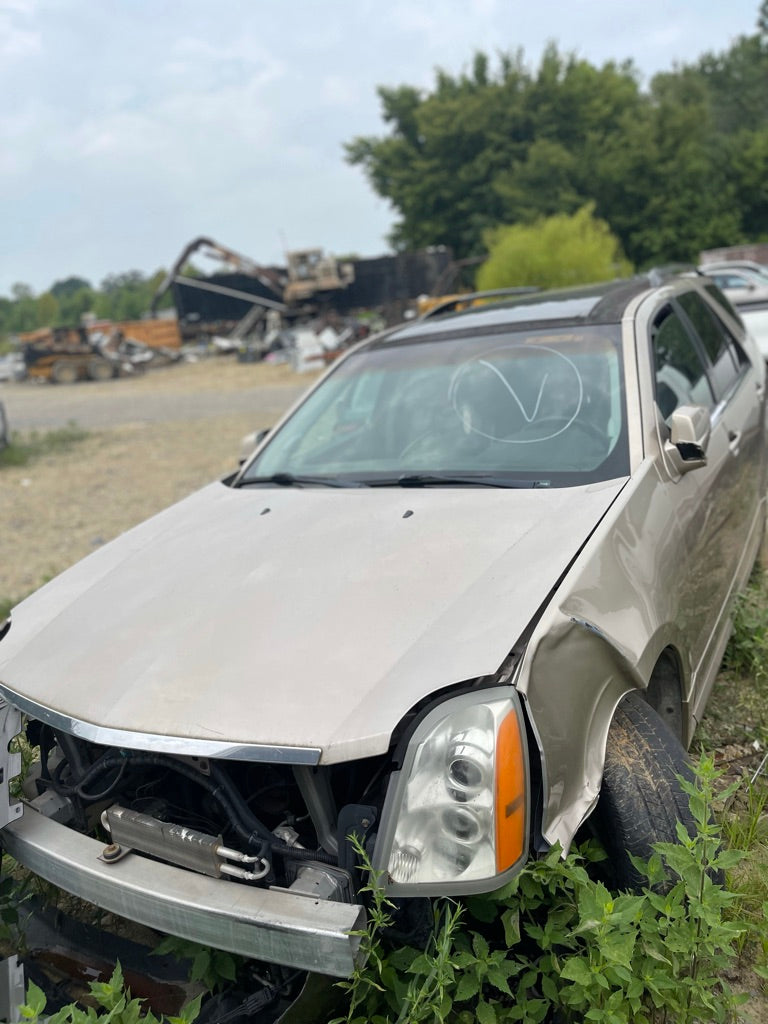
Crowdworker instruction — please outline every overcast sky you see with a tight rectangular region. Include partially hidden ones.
[0,0,762,297]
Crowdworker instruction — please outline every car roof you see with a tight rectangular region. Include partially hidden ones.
[377,276,671,347]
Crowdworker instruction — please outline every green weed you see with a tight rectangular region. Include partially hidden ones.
[151,936,243,994]
[17,962,201,1024]
[0,422,89,469]
[333,757,755,1024]
[722,773,768,963]
[695,571,768,754]
[723,569,768,682]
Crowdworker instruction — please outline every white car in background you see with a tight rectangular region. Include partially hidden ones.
[700,259,768,279]
[0,352,25,383]
[740,304,768,360]
[699,265,768,306]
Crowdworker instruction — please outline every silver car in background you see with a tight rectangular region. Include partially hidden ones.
[700,264,768,306]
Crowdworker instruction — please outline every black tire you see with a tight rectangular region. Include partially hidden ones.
[87,357,114,382]
[51,360,79,384]
[589,690,695,891]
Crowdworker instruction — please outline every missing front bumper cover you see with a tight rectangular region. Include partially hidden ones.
[2,807,365,977]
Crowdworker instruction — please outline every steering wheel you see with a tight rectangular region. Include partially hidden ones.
[515,415,606,444]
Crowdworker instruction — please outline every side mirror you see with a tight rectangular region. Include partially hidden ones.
[239,427,271,465]
[664,404,710,474]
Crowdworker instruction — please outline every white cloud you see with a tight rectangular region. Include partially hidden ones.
[0,0,762,294]
[0,0,37,13]
[0,0,40,58]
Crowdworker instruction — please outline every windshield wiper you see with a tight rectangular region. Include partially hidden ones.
[389,474,550,489]
[238,472,366,488]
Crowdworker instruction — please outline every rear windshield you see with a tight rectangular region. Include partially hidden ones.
[240,325,629,488]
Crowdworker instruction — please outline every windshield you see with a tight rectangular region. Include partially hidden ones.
[239,325,629,487]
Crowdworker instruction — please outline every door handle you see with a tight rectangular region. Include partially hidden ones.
[728,429,742,453]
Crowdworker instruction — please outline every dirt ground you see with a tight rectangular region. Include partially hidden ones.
[0,360,317,601]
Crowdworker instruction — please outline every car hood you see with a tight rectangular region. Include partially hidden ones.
[0,478,625,763]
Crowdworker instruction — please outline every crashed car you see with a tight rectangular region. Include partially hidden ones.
[0,274,766,992]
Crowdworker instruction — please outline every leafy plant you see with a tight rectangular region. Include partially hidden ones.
[333,757,754,1023]
[330,834,399,1024]
[0,872,31,949]
[723,568,768,682]
[17,963,201,1024]
[721,772,768,963]
[476,204,632,292]
[151,936,242,994]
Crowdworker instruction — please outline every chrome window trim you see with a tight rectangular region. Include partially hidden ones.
[0,684,321,765]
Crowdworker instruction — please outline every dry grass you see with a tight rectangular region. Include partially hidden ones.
[0,359,320,601]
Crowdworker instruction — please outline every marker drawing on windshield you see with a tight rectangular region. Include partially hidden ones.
[449,344,585,444]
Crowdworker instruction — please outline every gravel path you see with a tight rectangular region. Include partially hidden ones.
[0,360,318,600]
[0,361,309,431]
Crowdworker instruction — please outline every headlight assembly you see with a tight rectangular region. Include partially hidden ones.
[374,687,529,896]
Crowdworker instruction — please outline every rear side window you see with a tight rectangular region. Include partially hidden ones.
[703,283,741,324]
[651,306,714,420]
[676,291,744,401]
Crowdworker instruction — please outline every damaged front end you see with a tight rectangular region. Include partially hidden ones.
[0,697,372,978]
[0,684,529,980]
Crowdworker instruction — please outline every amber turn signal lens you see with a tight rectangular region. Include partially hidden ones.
[495,709,526,873]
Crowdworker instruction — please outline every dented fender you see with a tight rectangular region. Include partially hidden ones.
[514,456,728,853]
[517,615,639,851]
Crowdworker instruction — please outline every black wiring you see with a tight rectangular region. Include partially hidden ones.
[50,745,339,867]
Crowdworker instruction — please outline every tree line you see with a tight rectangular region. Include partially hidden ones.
[0,271,174,346]
[3,4,767,345]
[346,2,768,271]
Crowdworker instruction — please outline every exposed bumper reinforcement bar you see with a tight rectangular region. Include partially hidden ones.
[2,808,365,977]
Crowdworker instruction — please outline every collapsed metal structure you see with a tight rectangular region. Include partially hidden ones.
[150,236,454,343]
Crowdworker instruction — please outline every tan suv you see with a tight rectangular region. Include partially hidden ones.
[0,274,765,1003]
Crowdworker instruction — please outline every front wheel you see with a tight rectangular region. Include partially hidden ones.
[87,357,115,381]
[51,360,79,384]
[588,691,695,891]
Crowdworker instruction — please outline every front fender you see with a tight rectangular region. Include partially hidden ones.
[515,461,693,852]
[517,615,639,851]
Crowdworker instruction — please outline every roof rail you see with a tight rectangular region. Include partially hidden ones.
[421,286,540,319]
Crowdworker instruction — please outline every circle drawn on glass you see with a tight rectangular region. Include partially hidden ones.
[449,345,584,444]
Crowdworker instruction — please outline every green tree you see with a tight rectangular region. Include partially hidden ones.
[476,204,632,290]
[591,70,744,265]
[728,126,768,239]
[346,16,768,269]
[147,268,175,311]
[8,284,38,332]
[0,297,14,347]
[50,276,92,300]
[346,47,642,259]
[95,270,153,321]
[35,291,59,328]
[56,285,96,325]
